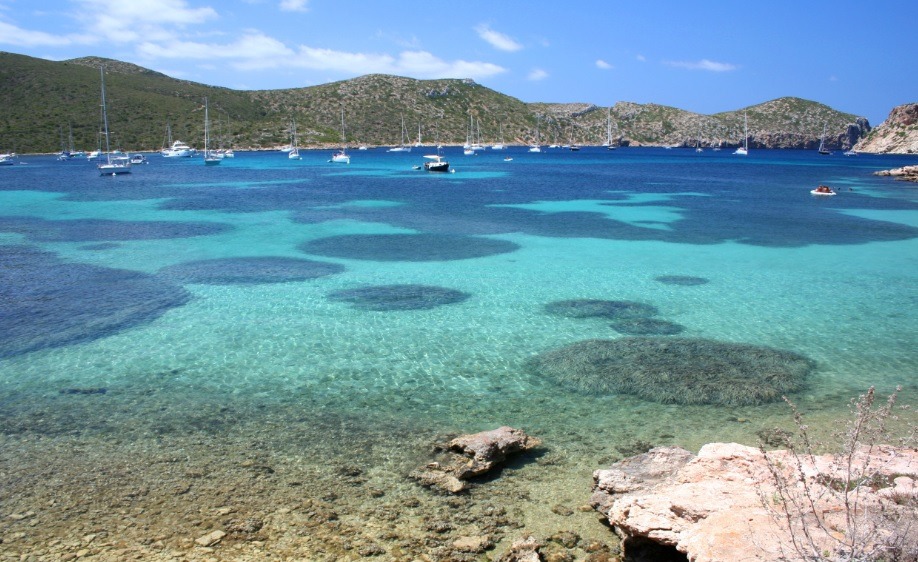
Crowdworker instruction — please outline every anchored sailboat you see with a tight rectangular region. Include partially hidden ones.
[734,111,749,156]
[97,66,131,176]
[331,110,350,164]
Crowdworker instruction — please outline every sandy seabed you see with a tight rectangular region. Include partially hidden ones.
[0,397,624,562]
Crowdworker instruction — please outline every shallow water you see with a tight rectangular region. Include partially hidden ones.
[1,147,916,559]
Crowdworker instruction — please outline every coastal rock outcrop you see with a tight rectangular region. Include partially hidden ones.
[410,426,542,493]
[854,103,918,153]
[591,443,918,562]
[874,164,918,183]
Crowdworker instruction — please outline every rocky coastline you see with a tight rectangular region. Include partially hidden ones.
[854,103,918,154]
[874,164,918,183]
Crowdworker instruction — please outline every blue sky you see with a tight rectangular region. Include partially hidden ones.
[1,0,915,125]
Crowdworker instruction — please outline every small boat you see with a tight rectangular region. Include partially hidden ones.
[843,149,858,156]
[0,153,15,166]
[734,111,749,156]
[130,154,146,164]
[503,156,513,162]
[330,110,350,164]
[96,66,131,176]
[423,154,449,172]
[811,185,836,196]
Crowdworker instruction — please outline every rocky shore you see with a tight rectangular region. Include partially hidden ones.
[591,443,918,561]
[874,164,918,183]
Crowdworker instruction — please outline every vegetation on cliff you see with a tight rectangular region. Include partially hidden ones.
[0,51,873,153]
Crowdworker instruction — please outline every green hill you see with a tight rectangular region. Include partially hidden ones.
[0,51,870,153]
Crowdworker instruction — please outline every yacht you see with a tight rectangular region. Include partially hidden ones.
[162,140,195,158]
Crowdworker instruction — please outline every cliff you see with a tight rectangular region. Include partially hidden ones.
[853,103,918,154]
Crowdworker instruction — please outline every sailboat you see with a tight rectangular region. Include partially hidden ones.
[387,116,411,152]
[605,107,617,150]
[203,97,222,165]
[463,115,475,155]
[491,121,505,150]
[331,110,350,164]
[96,66,131,176]
[288,119,301,160]
[529,117,542,152]
[414,122,423,148]
[695,128,703,153]
[733,111,749,156]
[818,122,831,155]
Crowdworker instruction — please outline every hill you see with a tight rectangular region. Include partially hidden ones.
[0,51,872,153]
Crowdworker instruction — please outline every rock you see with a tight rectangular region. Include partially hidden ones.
[448,426,542,479]
[496,535,543,562]
[855,103,918,154]
[591,443,918,562]
[452,535,494,553]
[410,426,541,494]
[194,530,226,547]
[874,164,918,183]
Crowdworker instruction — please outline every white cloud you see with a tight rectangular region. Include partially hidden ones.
[279,0,309,12]
[74,0,217,44]
[636,54,646,62]
[137,31,295,66]
[0,20,90,47]
[664,59,738,72]
[475,24,522,52]
[287,47,505,79]
[596,59,612,70]
[528,68,548,81]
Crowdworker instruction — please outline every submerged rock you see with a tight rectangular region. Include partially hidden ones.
[410,427,541,493]
[528,337,813,406]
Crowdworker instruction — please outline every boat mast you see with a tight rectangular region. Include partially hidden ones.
[99,66,112,163]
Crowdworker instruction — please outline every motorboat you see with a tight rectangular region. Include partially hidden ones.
[423,154,449,172]
[130,154,147,164]
[811,185,836,196]
[162,140,195,158]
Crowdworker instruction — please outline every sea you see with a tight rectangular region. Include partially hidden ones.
[1,146,916,559]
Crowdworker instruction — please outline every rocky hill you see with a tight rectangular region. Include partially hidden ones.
[0,51,874,153]
[853,103,918,154]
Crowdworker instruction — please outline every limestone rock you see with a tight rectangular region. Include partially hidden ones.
[874,164,918,183]
[194,530,226,547]
[410,426,541,493]
[591,443,918,562]
[854,103,918,153]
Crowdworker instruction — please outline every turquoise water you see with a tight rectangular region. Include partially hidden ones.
[2,147,916,451]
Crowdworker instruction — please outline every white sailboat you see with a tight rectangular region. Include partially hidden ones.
[605,107,617,150]
[491,121,505,150]
[529,117,542,152]
[414,122,423,147]
[203,97,221,165]
[331,109,350,164]
[97,66,131,176]
[734,111,749,156]
[387,115,411,152]
[288,119,301,160]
